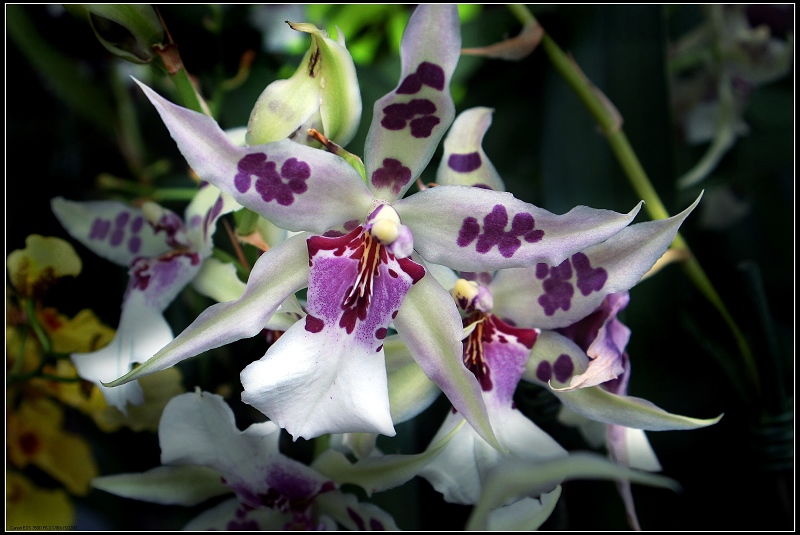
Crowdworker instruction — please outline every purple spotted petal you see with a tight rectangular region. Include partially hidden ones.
[558,291,631,380]
[464,314,538,406]
[241,228,425,440]
[436,107,506,191]
[524,330,593,390]
[135,79,373,234]
[159,392,335,517]
[126,251,203,311]
[489,194,702,330]
[364,5,460,201]
[51,197,171,267]
[394,185,642,272]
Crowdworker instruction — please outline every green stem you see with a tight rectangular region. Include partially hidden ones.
[11,325,29,377]
[508,5,760,395]
[24,299,51,355]
[170,64,207,115]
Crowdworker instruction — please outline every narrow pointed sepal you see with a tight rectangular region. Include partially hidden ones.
[392,267,502,450]
[135,79,374,234]
[491,193,704,329]
[103,233,310,387]
[395,186,643,271]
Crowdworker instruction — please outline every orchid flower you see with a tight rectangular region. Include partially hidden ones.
[51,183,238,412]
[93,390,460,530]
[414,106,720,527]
[545,290,665,530]
[108,4,649,445]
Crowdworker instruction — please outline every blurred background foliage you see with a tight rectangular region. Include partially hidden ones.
[6,4,793,530]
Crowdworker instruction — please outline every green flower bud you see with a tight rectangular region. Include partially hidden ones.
[64,4,164,64]
[246,22,362,148]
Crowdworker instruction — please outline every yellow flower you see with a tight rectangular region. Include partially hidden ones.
[6,396,98,496]
[6,472,74,530]
[6,235,81,299]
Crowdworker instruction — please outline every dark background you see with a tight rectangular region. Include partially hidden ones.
[6,4,794,530]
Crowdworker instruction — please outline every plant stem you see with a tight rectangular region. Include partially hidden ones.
[507,4,760,395]
[24,298,51,356]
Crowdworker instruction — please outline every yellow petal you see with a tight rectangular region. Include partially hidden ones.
[46,309,115,354]
[7,235,82,298]
[6,472,75,529]
[7,398,99,495]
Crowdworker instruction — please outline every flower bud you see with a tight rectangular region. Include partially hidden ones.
[246,22,362,148]
[64,5,164,64]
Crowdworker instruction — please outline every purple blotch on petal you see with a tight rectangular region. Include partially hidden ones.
[235,153,268,193]
[131,216,144,233]
[115,211,130,227]
[524,229,545,243]
[409,115,440,138]
[110,228,125,247]
[553,354,575,383]
[370,518,386,531]
[347,508,365,531]
[511,212,535,233]
[304,315,324,333]
[535,263,549,279]
[475,205,509,253]
[370,158,411,195]
[448,152,482,173]
[537,260,574,316]
[396,74,422,95]
[383,102,415,120]
[375,327,387,340]
[536,361,552,382]
[457,217,480,247]
[497,235,522,258]
[572,252,608,296]
[408,99,436,116]
[281,157,311,180]
[396,62,446,94]
[418,61,445,90]
[89,218,111,240]
[127,236,141,254]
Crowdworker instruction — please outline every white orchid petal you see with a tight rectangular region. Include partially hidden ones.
[395,186,643,271]
[51,196,170,267]
[491,194,703,329]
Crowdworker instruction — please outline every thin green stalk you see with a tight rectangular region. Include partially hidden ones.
[24,298,51,356]
[508,4,760,395]
[170,64,207,115]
